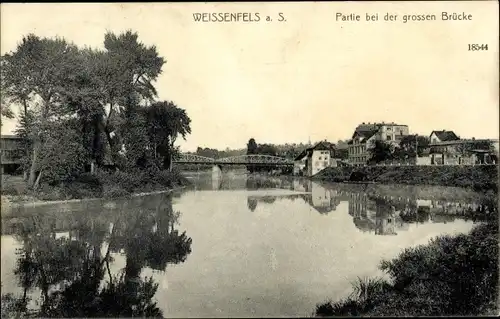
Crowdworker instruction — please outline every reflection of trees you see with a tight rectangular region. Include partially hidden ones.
[247,198,258,212]
[347,190,496,235]
[245,176,282,190]
[7,194,192,317]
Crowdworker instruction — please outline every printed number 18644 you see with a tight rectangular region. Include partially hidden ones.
[468,44,488,51]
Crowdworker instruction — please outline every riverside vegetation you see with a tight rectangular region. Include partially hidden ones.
[313,165,498,192]
[314,185,498,316]
[1,31,193,202]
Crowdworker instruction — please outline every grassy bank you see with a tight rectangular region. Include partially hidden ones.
[315,195,498,317]
[313,165,498,191]
[1,168,190,203]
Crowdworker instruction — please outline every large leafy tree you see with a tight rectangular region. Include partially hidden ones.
[144,101,191,171]
[397,135,430,158]
[368,140,394,164]
[1,34,81,188]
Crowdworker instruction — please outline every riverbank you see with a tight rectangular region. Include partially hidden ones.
[313,165,498,192]
[1,169,190,207]
[315,194,499,317]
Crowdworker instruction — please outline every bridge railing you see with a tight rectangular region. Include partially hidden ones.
[174,154,293,164]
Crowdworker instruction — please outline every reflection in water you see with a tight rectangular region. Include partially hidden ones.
[1,172,494,317]
[3,195,192,318]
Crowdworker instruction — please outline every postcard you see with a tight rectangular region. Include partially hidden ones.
[1,1,498,318]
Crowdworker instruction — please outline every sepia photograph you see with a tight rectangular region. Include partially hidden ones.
[1,1,498,317]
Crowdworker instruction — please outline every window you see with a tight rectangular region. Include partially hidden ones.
[319,156,322,160]
[387,135,392,140]
[400,130,404,135]
[387,127,392,131]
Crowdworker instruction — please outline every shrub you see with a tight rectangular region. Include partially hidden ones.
[102,184,130,199]
[315,218,499,316]
[2,185,20,196]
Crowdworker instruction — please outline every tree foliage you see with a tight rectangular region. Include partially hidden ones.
[1,31,191,188]
[368,141,394,164]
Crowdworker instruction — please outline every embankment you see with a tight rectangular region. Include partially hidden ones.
[1,169,191,208]
[313,165,498,191]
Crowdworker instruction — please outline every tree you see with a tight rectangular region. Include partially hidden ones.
[368,140,394,164]
[144,101,191,171]
[247,138,258,153]
[1,34,81,188]
[398,135,430,158]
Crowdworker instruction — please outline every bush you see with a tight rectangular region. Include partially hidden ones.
[315,219,499,316]
[102,184,130,199]
[314,165,498,190]
[1,185,20,196]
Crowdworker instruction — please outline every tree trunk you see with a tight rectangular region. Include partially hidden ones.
[22,98,30,181]
[27,141,40,188]
[33,169,43,191]
[169,152,173,172]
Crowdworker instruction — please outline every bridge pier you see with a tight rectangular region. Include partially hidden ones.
[212,164,222,174]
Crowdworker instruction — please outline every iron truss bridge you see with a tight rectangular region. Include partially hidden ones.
[173,154,294,166]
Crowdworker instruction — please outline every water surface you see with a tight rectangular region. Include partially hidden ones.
[1,171,490,317]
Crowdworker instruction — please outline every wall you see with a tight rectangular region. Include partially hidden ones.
[310,149,330,176]
[348,142,369,166]
[416,156,431,166]
[293,159,306,175]
[378,124,409,142]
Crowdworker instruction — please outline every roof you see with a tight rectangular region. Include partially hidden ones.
[430,130,460,142]
[352,130,379,143]
[294,141,335,160]
[0,135,21,139]
[294,148,311,161]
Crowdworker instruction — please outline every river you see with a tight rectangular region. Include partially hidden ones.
[0,170,491,317]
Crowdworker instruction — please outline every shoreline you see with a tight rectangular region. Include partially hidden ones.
[1,186,186,211]
[311,165,499,192]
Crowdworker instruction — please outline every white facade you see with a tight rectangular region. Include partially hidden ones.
[430,132,442,143]
[308,149,331,176]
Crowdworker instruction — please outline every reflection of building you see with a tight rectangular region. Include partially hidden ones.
[347,192,411,235]
[305,181,341,214]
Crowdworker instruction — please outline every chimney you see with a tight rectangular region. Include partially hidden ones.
[362,122,365,124]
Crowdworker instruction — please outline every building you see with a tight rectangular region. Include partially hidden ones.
[293,149,308,176]
[348,122,410,166]
[429,130,460,143]
[1,134,24,174]
[429,132,498,165]
[294,141,337,177]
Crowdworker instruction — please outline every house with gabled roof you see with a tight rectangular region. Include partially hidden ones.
[347,122,410,166]
[348,129,379,166]
[293,141,340,176]
[429,130,460,143]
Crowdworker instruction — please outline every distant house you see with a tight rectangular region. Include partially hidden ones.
[294,141,338,177]
[0,135,24,174]
[348,122,410,166]
[429,130,460,143]
[293,149,308,176]
[348,129,378,166]
[428,129,498,165]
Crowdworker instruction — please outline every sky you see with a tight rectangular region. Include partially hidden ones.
[1,2,498,152]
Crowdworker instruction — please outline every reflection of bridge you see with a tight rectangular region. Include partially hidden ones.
[173,154,294,167]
